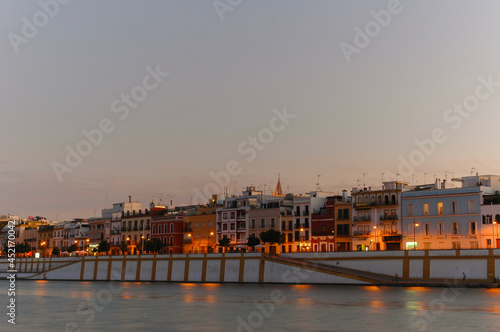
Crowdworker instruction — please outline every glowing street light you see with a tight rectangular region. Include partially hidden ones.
[413,222,419,250]
[373,225,378,251]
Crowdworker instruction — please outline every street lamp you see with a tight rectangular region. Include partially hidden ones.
[86,239,89,253]
[40,241,46,257]
[209,232,214,253]
[413,222,419,250]
[373,225,378,251]
[300,228,304,252]
[494,221,497,249]
[141,235,145,254]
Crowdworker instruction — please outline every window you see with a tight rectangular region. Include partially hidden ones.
[282,220,286,231]
[170,224,174,233]
[194,223,199,228]
[424,242,431,250]
[202,222,205,227]
[222,224,227,231]
[343,209,349,219]
[230,223,235,230]
[452,222,458,235]
[152,225,156,234]
[164,224,168,233]
[423,203,429,216]
[231,212,236,219]
[425,223,430,236]
[260,219,265,228]
[288,220,293,230]
[470,221,476,235]
[438,223,444,236]
[452,242,460,249]
[222,213,227,220]
[468,200,476,213]
[169,236,173,246]
[251,219,256,228]
[208,222,213,227]
[452,201,458,214]
[470,241,478,249]
[437,202,443,215]
[271,218,275,228]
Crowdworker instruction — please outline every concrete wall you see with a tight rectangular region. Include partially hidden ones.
[2,249,500,284]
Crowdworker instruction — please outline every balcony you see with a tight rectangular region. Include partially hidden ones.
[183,239,192,244]
[121,226,127,231]
[303,211,309,216]
[380,215,398,221]
[382,230,399,236]
[353,230,371,237]
[353,216,371,222]
[294,211,300,216]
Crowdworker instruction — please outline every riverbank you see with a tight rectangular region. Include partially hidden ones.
[1,249,499,287]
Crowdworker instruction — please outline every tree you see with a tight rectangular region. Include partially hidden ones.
[97,240,111,255]
[52,247,60,256]
[144,238,162,254]
[67,243,78,253]
[218,236,231,252]
[247,234,261,250]
[16,242,31,255]
[120,241,129,255]
[259,229,285,246]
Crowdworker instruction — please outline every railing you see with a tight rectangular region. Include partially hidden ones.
[353,230,371,236]
[382,230,399,235]
[121,227,127,231]
[303,211,309,216]
[353,216,371,221]
[380,215,398,221]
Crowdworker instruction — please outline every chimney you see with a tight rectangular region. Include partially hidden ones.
[128,195,131,203]
[342,190,348,202]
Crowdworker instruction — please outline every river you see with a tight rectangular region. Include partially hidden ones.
[2,280,500,331]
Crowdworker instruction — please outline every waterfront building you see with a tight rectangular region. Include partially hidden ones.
[311,197,336,252]
[352,181,407,251]
[120,209,151,254]
[333,190,352,251]
[183,199,218,254]
[248,203,281,253]
[87,217,110,253]
[37,225,54,256]
[151,207,187,254]
[481,192,500,249]
[401,174,500,250]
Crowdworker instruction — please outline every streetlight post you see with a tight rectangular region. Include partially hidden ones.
[209,232,214,253]
[494,221,497,249]
[373,225,378,251]
[413,222,419,250]
[41,241,46,257]
[85,239,89,254]
[141,235,145,254]
[300,228,304,253]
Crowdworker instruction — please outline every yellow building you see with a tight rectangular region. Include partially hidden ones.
[183,203,218,253]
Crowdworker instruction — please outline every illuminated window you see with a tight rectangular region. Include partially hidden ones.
[437,202,443,215]
[423,203,429,216]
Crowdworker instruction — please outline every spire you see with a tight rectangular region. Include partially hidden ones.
[274,173,284,197]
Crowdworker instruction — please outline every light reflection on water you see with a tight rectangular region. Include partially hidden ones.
[3,280,500,332]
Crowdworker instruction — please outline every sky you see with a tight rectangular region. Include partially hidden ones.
[1,0,500,221]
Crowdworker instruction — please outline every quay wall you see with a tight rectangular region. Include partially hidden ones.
[1,249,499,284]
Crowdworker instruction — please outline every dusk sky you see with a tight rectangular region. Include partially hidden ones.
[2,0,500,221]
